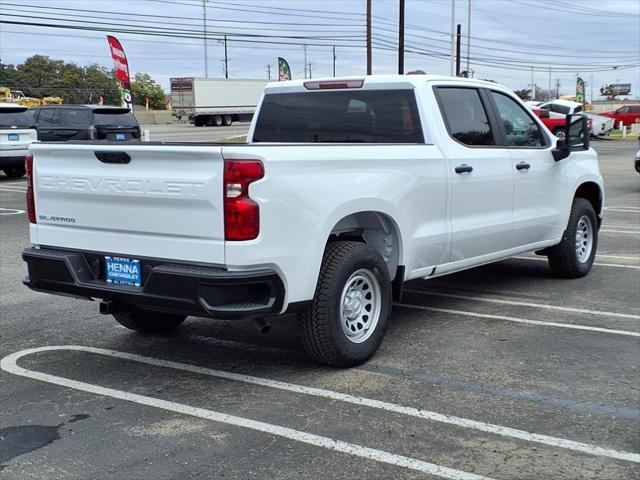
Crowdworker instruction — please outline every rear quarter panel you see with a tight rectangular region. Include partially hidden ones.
[222,144,449,307]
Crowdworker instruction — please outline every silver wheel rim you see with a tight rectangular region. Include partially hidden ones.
[575,215,594,263]
[340,268,381,344]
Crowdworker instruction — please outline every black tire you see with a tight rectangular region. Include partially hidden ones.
[299,241,392,367]
[113,308,186,334]
[553,127,566,139]
[223,115,233,126]
[214,115,223,127]
[3,167,26,178]
[546,198,598,278]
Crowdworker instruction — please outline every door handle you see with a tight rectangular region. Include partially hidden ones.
[516,162,531,171]
[455,164,473,174]
[95,151,131,164]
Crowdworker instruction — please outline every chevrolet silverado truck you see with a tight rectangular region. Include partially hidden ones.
[22,75,603,367]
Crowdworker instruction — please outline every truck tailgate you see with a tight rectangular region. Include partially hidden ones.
[30,143,226,265]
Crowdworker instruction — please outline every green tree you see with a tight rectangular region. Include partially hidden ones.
[53,63,119,104]
[14,55,64,97]
[131,73,167,109]
[0,62,18,88]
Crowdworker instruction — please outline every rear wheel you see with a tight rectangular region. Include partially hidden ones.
[214,115,223,127]
[113,308,186,334]
[3,167,26,178]
[299,241,391,367]
[223,115,233,126]
[546,198,598,278]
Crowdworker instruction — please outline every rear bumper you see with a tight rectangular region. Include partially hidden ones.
[22,247,285,320]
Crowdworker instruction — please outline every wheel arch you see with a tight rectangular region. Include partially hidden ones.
[573,181,603,226]
[325,210,403,282]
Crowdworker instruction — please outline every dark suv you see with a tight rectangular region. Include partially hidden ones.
[33,105,141,141]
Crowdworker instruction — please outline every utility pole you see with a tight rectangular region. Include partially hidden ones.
[203,0,208,78]
[224,34,228,79]
[266,64,271,80]
[548,67,552,100]
[332,46,336,77]
[555,78,561,98]
[450,0,456,75]
[304,44,308,79]
[308,62,313,79]
[590,74,594,104]
[366,0,372,75]
[530,66,535,100]
[466,0,471,72]
[398,0,405,74]
[455,23,461,76]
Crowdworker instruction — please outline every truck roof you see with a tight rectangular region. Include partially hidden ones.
[263,74,502,94]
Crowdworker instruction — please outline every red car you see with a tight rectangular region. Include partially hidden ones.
[600,104,640,127]
[530,107,591,138]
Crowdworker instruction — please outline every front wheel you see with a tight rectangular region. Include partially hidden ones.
[553,127,566,139]
[546,198,598,278]
[299,241,391,367]
[113,308,186,334]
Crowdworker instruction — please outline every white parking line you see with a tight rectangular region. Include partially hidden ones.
[3,345,639,465]
[595,254,640,261]
[395,303,640,338]
[604,225,640,231]
[0,346,496,480]
[0,187,26,194]
[512,256,640,270]
[402,289,640,320]
[0,207,25,215]
[601,229,640,235]
[605,207,640,213]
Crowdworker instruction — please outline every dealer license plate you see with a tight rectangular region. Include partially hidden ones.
[8,133,19,141]
[105,256,142,287]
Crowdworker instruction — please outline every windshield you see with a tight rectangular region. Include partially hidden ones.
[0,108,34,128]
[253,89,424,143]
[93,110,138,127]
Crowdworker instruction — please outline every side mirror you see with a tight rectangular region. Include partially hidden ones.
[566,113,590,151]
[552,113,589,162]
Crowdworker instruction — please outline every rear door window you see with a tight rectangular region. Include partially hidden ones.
[60,109,90,128]
[36,108,58,126]
[253,89,423,143]
[435,87,494,146]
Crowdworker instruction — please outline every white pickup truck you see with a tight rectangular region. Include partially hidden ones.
[23,75,603,367]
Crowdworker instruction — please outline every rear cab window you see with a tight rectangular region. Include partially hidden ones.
[253,89,423,143]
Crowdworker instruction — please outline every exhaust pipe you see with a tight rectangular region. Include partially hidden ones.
[253,317,271,334]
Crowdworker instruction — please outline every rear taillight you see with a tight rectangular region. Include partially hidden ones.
[224,159,264,241]
[25,153,36,224]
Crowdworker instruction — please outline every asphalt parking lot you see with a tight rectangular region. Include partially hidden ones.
[0,137,638,479]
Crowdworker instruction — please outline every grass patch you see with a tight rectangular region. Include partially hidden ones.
[219,135,247,143]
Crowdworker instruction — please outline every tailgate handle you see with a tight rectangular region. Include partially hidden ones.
[95,151,131,164]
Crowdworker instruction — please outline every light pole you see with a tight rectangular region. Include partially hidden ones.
[466,0,471,72]
[450,0,456,75]
[203,0,208,78]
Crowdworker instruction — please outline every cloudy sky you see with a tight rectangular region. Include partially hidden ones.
[1,0,639,99]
